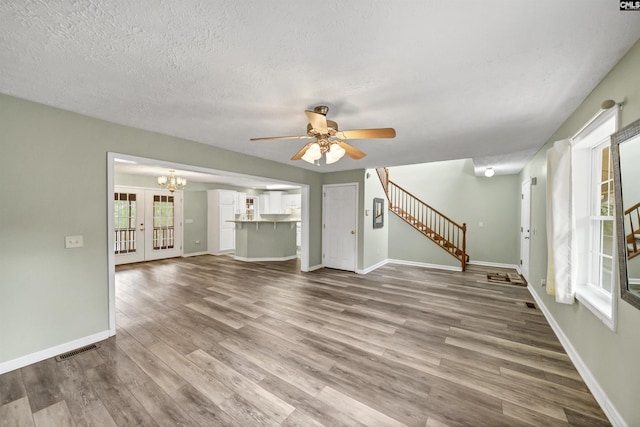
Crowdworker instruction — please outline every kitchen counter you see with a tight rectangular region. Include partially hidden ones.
[227,220,298,261]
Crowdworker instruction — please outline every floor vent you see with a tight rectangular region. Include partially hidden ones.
[525,302,537,309]
[55,343,98,361]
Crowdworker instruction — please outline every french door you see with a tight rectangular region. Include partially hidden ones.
[114,186,182,265]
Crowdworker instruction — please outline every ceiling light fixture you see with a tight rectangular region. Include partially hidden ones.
[301,139,346,165]
[484,167,495,177]
[157,170,187,192]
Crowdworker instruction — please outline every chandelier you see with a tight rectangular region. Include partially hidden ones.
[157,170,187,192]
[301,138,346,165]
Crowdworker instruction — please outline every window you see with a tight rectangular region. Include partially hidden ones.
[590,142,615,294]
[114,192,137,254]
[571,108,618,329]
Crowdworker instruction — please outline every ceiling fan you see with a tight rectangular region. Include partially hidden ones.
[250,106,396,164]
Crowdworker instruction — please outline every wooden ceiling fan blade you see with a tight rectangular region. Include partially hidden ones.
[335,140,366,159]
[305,110,328,132]
[250,135,309,141]
[291,142,314,160]
[335,128,396,139]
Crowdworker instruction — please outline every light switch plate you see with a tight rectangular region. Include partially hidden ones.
[65,235,83,248]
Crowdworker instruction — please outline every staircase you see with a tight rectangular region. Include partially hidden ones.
[376,168,468,271]
[626,202,640,260]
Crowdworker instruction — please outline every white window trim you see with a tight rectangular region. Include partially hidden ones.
[571,107,619,331]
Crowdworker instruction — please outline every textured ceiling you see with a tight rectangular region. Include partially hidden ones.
[2,1,640,175]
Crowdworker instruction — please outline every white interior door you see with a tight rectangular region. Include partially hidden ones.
[520,180,532,281]
[114,187,145,265]
[322,183,358,271]
[144,189,183,261]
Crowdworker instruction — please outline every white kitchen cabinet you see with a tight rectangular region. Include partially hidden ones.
[236,192,247,216]
[268,191,283,213]
[208,189,236,254]
[259,191,285,214]
[282,194,301,210]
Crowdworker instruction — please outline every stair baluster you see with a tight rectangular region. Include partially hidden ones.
[376,167,468,271]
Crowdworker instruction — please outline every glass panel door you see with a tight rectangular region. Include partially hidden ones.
[114,187,145,264]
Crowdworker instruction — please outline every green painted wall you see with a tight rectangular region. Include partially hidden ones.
[520,39,640,425]
[0,93,325,364]
[363,169,389,269]
[387,159,520,266]
[183,191,208,254]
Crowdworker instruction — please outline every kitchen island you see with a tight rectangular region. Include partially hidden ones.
[228,220,298,261]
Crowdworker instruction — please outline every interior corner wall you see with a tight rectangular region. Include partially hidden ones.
[0,93,324,367]
[387,159,520,267]
[362,169,389,270]
[520,39,640,426]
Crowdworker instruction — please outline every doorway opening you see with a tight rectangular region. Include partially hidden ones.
[107,152,310,335]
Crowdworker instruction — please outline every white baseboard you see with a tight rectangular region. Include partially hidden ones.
[468,260,520,271]
[356,259,389,275]
[387,259,462,272]
[0,330,110,375]
[308,264,324,271]
[527,286,626,427]
[629,278,640,285]
[233,255,298,262]
[182,251,209,257]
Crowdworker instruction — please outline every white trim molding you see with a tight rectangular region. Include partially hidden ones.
[0,330,110,375]
[468,260,520,271]
[356,259,389,275]
[387,259,462,272]
[307,264,324,271]
[233,255,298,262]
[182,251,209,258]
[527,286,626,427]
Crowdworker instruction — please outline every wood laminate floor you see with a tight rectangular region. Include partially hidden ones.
[0,256,610,426]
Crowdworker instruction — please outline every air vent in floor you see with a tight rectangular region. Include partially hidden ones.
[525,302,537,309]
[55,343,99,361]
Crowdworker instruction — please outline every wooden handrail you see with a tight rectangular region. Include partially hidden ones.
[376,167,468,270]
[388,180,466,230]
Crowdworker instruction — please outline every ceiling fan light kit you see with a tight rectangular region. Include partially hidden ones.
[251,106,396,165]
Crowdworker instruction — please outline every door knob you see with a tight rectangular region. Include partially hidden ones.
[350,230,355,234]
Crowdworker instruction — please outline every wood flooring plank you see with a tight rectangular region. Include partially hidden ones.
[21,358,65,414]
[147,341,233,406]
[316,386,408,427]
[186,349,295,423]
[55,358,117,427]
[116,336,187,395]
[168,384,241,427]
[32,400,75,427]
[0,396,35,427]
[0,369,26,406]
[85,364,159,427]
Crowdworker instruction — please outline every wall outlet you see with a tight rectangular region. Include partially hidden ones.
[195,240,200,244]
[540,278,546,287]
[65,235,83,248]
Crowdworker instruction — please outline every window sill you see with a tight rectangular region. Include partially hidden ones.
[576,283,616,331]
